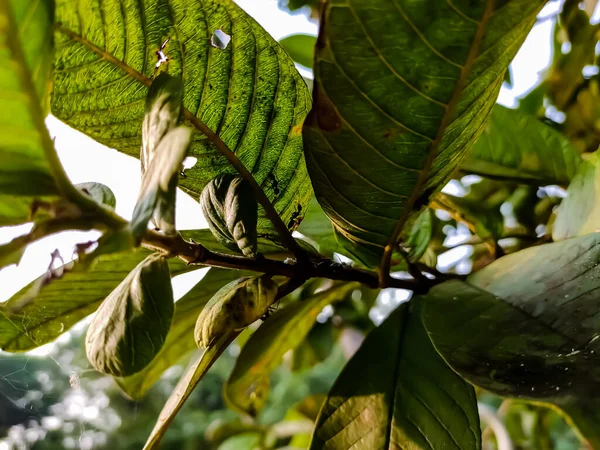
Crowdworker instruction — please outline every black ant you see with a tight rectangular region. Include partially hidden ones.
[152,38,171,77]
[261,301,280,321]
[267,173,280,197]
[287,204,303,229]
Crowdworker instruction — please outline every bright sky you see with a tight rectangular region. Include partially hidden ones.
[0,0,569,305]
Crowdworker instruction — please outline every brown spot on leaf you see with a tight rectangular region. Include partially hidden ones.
[309,83,341,132]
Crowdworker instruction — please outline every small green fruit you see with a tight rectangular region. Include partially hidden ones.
[194,275,278,348]
[201,174,258,257]
[85,254,174,377]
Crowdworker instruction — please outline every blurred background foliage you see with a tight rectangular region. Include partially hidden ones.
[2,0,600,448]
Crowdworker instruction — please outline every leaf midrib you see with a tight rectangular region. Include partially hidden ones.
[379,0,496,278]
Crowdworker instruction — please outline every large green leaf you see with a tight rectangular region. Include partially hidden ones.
[224,282,357,416]
[0,0,61,225]
[421,234,600,447]
[310,302,481,450]
[116,268,252,399]
[553,152,600,241]
[0,250,190,352]
[52,0,313,234]
[303,0,546,265]
[462,105,582,185]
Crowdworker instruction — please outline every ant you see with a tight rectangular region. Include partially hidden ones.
[287,204,303,229]
[152,38,171,77]
[267,173,280,197]
[261,301,280,321]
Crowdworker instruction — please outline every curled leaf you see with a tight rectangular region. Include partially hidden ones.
[201,174,259,257]
[131,74,190,239]
[75,182,117,209]
[141,73,184,172]
[194,275,278,348]
[85,253,174,377]
[131,127,192,239]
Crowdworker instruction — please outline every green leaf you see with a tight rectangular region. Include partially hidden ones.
[138,73,185,235]
[141,73,184,173]
[143,331,238,450]
[421,233,600,448]
[201,175,259,257]
[517,83,546,116]
[280,34,317,69]
[85,254,174,377]
[560,403,600,447]
[52,0,313,235]
[131,126,192,240]
[310,302,481,450]
[553,152,600,241]
[296,198,343,259]
[303,0,546,265]
[405,208,433,262]
[218,432,263,450]
[0,237,27,271]
[462,105,582,185]
[290,322,335,371]
[75,182,117,209]
[116,268,250,399]
[0,0,62,226]
[225,282,357,416]
[0,250,190,352]
[194,275,278,349]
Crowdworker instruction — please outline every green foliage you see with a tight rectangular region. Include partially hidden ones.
[194,275,278,349]
[462,105,582,185]
[0,250,189,352]
[4,0,600,448]
[85,254,174,376]
[311,302,481,449]
[303,0,546,265]
[280,34,317,69]
[135,73,191,237]
[553,152,600,240]
[76,182,117,209]
[224,283,358,417]
[422,234,600,446]
[52,0,313,235]
[201,175,259,257]
[116,268,251,399]
[0,0,60,226]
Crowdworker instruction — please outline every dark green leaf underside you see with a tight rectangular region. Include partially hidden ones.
[52,0,313,234]
[303,0,546,264]
[311,303,481,450]
[422,234,600,445]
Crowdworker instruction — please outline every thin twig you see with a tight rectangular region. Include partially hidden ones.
[54,23,306,263]
[142,230,429,292]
